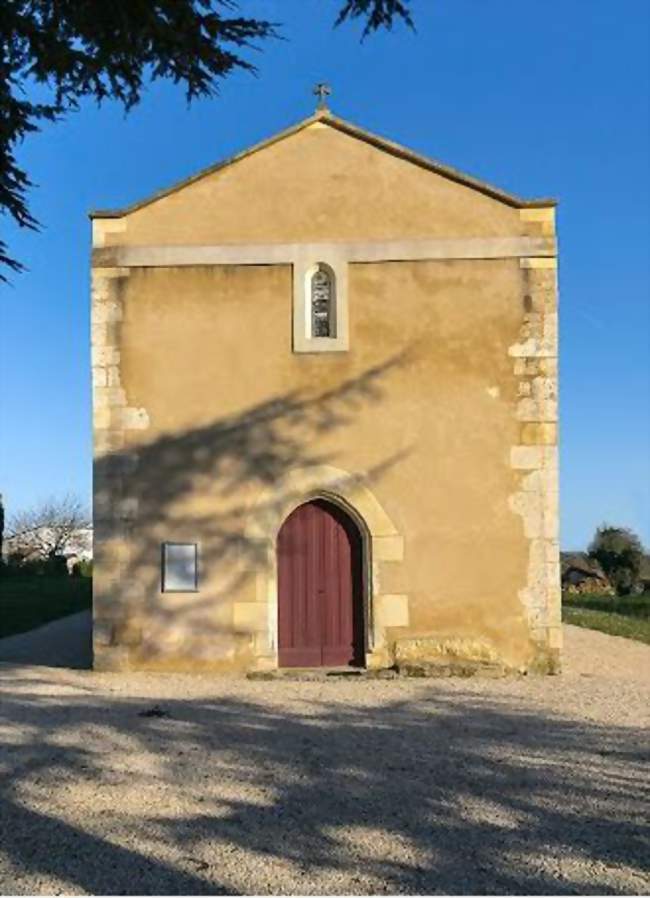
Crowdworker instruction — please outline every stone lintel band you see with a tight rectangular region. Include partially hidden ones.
[92,235,556,269]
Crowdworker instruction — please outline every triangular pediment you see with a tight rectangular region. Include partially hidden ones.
[91,111,555,244]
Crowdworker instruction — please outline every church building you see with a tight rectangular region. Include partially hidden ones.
[90,103,560,675]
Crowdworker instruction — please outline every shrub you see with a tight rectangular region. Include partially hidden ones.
[3,555,68,577]
[77,559,93,578]
[588,525,644,596]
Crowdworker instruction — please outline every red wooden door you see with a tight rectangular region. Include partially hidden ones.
[277,500,364,668]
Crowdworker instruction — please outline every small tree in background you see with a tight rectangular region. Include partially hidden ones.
[588,525,644,596]
[7,494,91,566]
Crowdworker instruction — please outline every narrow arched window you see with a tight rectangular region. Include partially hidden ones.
[311,265,335,338]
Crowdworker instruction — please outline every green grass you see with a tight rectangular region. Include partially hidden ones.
[0,574,92,640]
[562,591,650,645]
[4,577,647,646]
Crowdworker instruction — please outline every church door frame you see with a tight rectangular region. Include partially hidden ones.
[241,464,407,671]
[277,497,367,668]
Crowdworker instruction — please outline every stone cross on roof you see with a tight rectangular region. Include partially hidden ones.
[313,82,331,111]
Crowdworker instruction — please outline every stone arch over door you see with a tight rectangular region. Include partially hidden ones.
[241,465,408,670]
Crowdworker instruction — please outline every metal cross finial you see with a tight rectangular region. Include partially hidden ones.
[313,82,331,111]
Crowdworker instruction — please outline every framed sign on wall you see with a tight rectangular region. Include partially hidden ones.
[161,542,199,592]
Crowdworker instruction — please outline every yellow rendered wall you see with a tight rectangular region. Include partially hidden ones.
[91,121,559,673]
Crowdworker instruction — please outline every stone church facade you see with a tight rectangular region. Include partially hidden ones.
[91,109,560,674]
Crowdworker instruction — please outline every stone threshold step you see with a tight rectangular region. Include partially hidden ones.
[247,667,399,681]
[248,660,513,680]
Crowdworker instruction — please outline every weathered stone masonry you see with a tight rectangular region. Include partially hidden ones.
[92,256,148,670]
[508,207,561,670]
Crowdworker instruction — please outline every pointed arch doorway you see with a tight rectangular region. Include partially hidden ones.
[277,499,365,668]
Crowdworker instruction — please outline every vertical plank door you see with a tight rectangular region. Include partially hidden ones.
[277,500,363,667]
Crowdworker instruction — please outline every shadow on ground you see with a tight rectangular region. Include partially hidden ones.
[0,672,647,895]
[0,610,92,669]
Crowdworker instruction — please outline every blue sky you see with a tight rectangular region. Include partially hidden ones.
[1,0,648,549]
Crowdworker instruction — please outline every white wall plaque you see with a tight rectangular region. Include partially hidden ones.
[161,543,198,592]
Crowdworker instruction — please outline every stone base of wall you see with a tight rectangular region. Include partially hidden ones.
[93,631,562,676]
[397,660,508,678]
[93,645,132,672]
[527,644,562,675]
[392,633,561,677]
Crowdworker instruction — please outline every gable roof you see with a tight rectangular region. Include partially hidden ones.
[89,109,556,220]
[560,552,607,579]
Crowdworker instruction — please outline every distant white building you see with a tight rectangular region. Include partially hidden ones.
[2,526,93,565]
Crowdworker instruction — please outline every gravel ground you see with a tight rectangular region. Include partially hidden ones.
[0,624,648,896]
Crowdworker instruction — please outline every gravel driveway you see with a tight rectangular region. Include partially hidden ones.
[0,625,648,895]
[0,611,92,669]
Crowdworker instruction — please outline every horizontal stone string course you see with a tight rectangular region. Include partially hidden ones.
[92,236,555,268]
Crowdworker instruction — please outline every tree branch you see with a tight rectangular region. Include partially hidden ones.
[0,0,416,280]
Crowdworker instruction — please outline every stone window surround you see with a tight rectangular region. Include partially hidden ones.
[295,254,348,352]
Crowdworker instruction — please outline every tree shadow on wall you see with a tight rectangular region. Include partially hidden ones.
[94,351,412,660]
[0,673,647,894]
